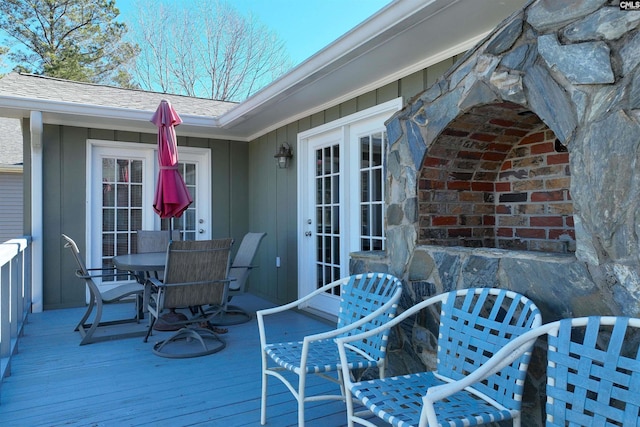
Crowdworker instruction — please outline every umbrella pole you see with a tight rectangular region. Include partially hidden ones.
[156,215,188,331]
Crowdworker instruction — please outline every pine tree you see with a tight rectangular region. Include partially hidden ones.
[0,0,139,85]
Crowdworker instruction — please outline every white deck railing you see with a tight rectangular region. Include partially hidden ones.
[0,237,32,390]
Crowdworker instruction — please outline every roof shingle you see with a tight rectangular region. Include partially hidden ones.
[0,117,22,166]
[0,72,237,118]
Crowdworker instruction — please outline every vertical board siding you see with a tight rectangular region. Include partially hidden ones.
[0,173,24,243]
[248,56,459,306]
[31,56,458,310]
[41,126,247,309]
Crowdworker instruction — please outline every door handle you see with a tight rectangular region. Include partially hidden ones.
[199,229,205,234]
[305,231,312,237]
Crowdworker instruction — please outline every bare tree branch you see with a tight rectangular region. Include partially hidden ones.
[128,0,292,101]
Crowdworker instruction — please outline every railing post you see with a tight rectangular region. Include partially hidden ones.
[0,237,33,399]
[0,260,9,359]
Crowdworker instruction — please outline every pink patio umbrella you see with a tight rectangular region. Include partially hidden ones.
[151,99,193,224]
[150,99,193,330]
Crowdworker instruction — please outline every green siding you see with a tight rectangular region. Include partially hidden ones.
[247,56,458,306]
[41,125,248,309]
[33,56,457,310]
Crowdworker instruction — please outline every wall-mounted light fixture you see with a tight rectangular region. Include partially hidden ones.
[274,142,293,169]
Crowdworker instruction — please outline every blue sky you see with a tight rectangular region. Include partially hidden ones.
[116,0,391,65]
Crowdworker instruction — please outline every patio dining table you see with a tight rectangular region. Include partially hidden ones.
[113,252,168,324]
[112,252,167,275]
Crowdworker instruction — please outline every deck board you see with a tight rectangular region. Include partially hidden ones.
[0,294,383,427]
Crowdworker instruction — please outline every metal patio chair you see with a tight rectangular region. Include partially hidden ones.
[135,229,180,253]
[540,316,640,426]
[62,234,145,345]
[258,273,403,426]
[134,229,180,280]
[209,231,266,326]
[337,287,542,427]
[144,238,233,358]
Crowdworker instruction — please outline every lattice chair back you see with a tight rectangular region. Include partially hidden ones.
[336,274,403,360]
[545,316,640,427]
[257,272,403,427]
[160,238,233,308]
[436,288,542,412]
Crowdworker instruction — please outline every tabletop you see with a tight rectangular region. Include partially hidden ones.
[112,252,167,272]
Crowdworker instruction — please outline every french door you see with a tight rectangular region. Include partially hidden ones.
[87,140,211,292]
[297,99,402,316]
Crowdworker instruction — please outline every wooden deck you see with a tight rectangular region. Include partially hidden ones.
[0,294,359,426]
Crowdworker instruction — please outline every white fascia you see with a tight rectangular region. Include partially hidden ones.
[0,95,223,139]
[217,0,441,129]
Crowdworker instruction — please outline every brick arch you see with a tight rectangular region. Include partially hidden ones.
[417,102,575,253]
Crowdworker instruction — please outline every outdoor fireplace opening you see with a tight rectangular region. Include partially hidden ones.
[417,101,575,253]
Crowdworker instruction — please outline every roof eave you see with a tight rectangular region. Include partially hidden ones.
[0,95,232,140]
[216,0,528,139]
[0,0,527,141]
[217,0,437,129]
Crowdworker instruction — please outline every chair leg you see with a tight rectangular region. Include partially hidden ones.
[513,414,521,427]
[136,294,143,321]
[345,392,356,427]
[208,304,252,326]
[74,297,95,332]
[298,372,306,427]
[144,316,156,342]
[79,297,104,346]
[261,357,269,425]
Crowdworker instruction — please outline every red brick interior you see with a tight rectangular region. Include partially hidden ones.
[418,102,575,253]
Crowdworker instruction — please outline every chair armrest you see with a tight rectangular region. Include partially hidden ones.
[337,291,449,348]
[257,281,336,317]
[147,277,164,288]
[150,278,232,292]
[75,268,130,280]
[257,279,346,348]
[144,277,163,310]
[301,290,400,344]
[259,273,402,351]
[420,324,550,426]
[337,292,451,391]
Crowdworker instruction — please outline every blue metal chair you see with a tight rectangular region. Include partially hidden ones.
[257,273,403,426]
[337,287,542,427]
[543,316,640,427]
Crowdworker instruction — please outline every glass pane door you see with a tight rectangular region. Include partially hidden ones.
[101,156,144,279]
[359,131,386,251]
[89,142,212,293]
[315,144,342,295]
[90,144,155,290]
[298,99,401,317]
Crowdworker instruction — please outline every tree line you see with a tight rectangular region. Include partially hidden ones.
[0,0,292,102]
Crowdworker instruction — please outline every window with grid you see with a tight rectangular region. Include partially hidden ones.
[360,131,386,251]
[101,157,143,280]
[315,144,341,295]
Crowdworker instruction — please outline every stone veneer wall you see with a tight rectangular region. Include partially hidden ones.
[351,1,640,424]
[350,246,603,425]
